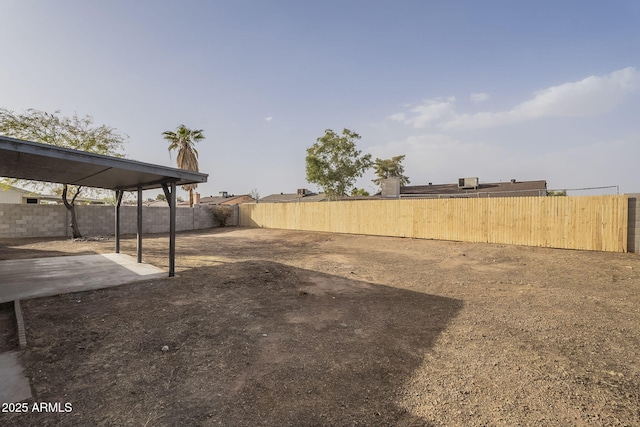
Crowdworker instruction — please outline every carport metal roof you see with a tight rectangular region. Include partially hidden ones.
[0,135,209,277]
[0,135,207,191]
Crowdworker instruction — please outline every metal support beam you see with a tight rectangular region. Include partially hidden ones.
[115,190,124,253]
[161,183,172,207]
[137,187,143,263]
[169,181,176,277]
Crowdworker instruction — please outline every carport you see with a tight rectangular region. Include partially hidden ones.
[0,135,208,278]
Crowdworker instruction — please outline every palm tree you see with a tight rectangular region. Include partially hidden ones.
[162,125,205,207]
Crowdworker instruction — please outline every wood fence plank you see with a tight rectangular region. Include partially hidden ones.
[239,195,629,252]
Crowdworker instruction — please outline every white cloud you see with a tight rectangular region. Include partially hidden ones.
[367,133,503,183]
[470,92,490,102]
[264,116,273,122]
[394,97,456,128]
[442,67,639,130]
[386,68,639,132]
[388,112,406,121]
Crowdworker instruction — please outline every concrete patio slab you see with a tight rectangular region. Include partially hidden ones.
[0,351,32,403]
[0,253,167,304]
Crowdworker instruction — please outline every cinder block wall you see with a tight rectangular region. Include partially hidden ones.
[0,204,219,238]
[628,194,640,253]
[0,204,68,237]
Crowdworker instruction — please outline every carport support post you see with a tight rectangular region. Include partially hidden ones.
[169,182,176,277]
[137,187,143,263]
[114,190,123,253]
[162,182,176,277]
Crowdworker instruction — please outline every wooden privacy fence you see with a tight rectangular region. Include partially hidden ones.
[239,195,629,252]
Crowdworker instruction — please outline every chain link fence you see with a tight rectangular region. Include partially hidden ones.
[397,186,620,199]
[400,189,547,198]
[547,186,619,196]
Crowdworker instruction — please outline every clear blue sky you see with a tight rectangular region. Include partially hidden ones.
[1,0,639,197]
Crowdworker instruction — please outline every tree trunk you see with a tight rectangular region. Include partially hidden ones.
[62,184,83,238]
[189,188,194,207]
[66,205,82,238]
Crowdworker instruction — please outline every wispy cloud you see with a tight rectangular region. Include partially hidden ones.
[388,68,639,131]
[389,97,456,128]
[387,112,406,121]
[470,92,490,102]
[367,133,503,183]
[264,116,273,122]
[442,67,639,130]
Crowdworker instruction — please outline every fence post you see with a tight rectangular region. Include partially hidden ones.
[233,205,239,226]
[626,194,639,253]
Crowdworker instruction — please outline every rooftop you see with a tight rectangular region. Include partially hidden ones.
[399,179,547,198]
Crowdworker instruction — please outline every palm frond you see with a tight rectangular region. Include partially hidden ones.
[162,125,204,174]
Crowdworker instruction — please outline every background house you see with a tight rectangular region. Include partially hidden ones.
[0,185,108,205]
[0,186,46,204]
[196,191,255,206]
[381,177,548,198]
[259,188,326,203]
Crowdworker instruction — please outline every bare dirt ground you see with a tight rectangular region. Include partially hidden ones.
[1,227,640,426]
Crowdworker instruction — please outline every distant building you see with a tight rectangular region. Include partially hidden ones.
[144,192,254,207]
[0,185,107,205]
[197,191,255,206]
[380,177,548,198]
[0,185,47,204]
[259,188,326,203]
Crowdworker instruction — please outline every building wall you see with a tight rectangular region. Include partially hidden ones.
[0,189,25,204]
[0,204,224,238]
[628,194,640,253]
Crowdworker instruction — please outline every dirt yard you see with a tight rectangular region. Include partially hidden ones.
[1,227,639,426]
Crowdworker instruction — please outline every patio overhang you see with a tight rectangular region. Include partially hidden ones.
[0,135,206,191]
[0,135,209,277]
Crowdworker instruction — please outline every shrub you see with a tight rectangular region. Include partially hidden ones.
[212,205,234,227]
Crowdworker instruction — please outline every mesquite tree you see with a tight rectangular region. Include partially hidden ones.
[372,155,411,187]
[305,128,372,200]
[0,108,127,238]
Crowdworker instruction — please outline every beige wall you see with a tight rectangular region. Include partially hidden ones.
[239,195,629,253]
[0,189,25,204]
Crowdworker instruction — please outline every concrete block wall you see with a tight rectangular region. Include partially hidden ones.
[0,204,67,237]
[76,205,116,236]
[628,194,640,253]
[0,204,218,238]
[195,205,219,229]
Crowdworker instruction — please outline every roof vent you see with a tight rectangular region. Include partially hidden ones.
[458,177,479,189]
[510,179,516,184]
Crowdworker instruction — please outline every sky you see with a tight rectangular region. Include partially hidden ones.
[1,0,639,198]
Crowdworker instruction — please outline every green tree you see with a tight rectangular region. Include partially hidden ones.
[0,108,127,238]
[547,190,567,196]
[162,125,205,207]
[372,155,410,187]
[350,188,370,196]
[156,193,167,201]
[305,128,372,200]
